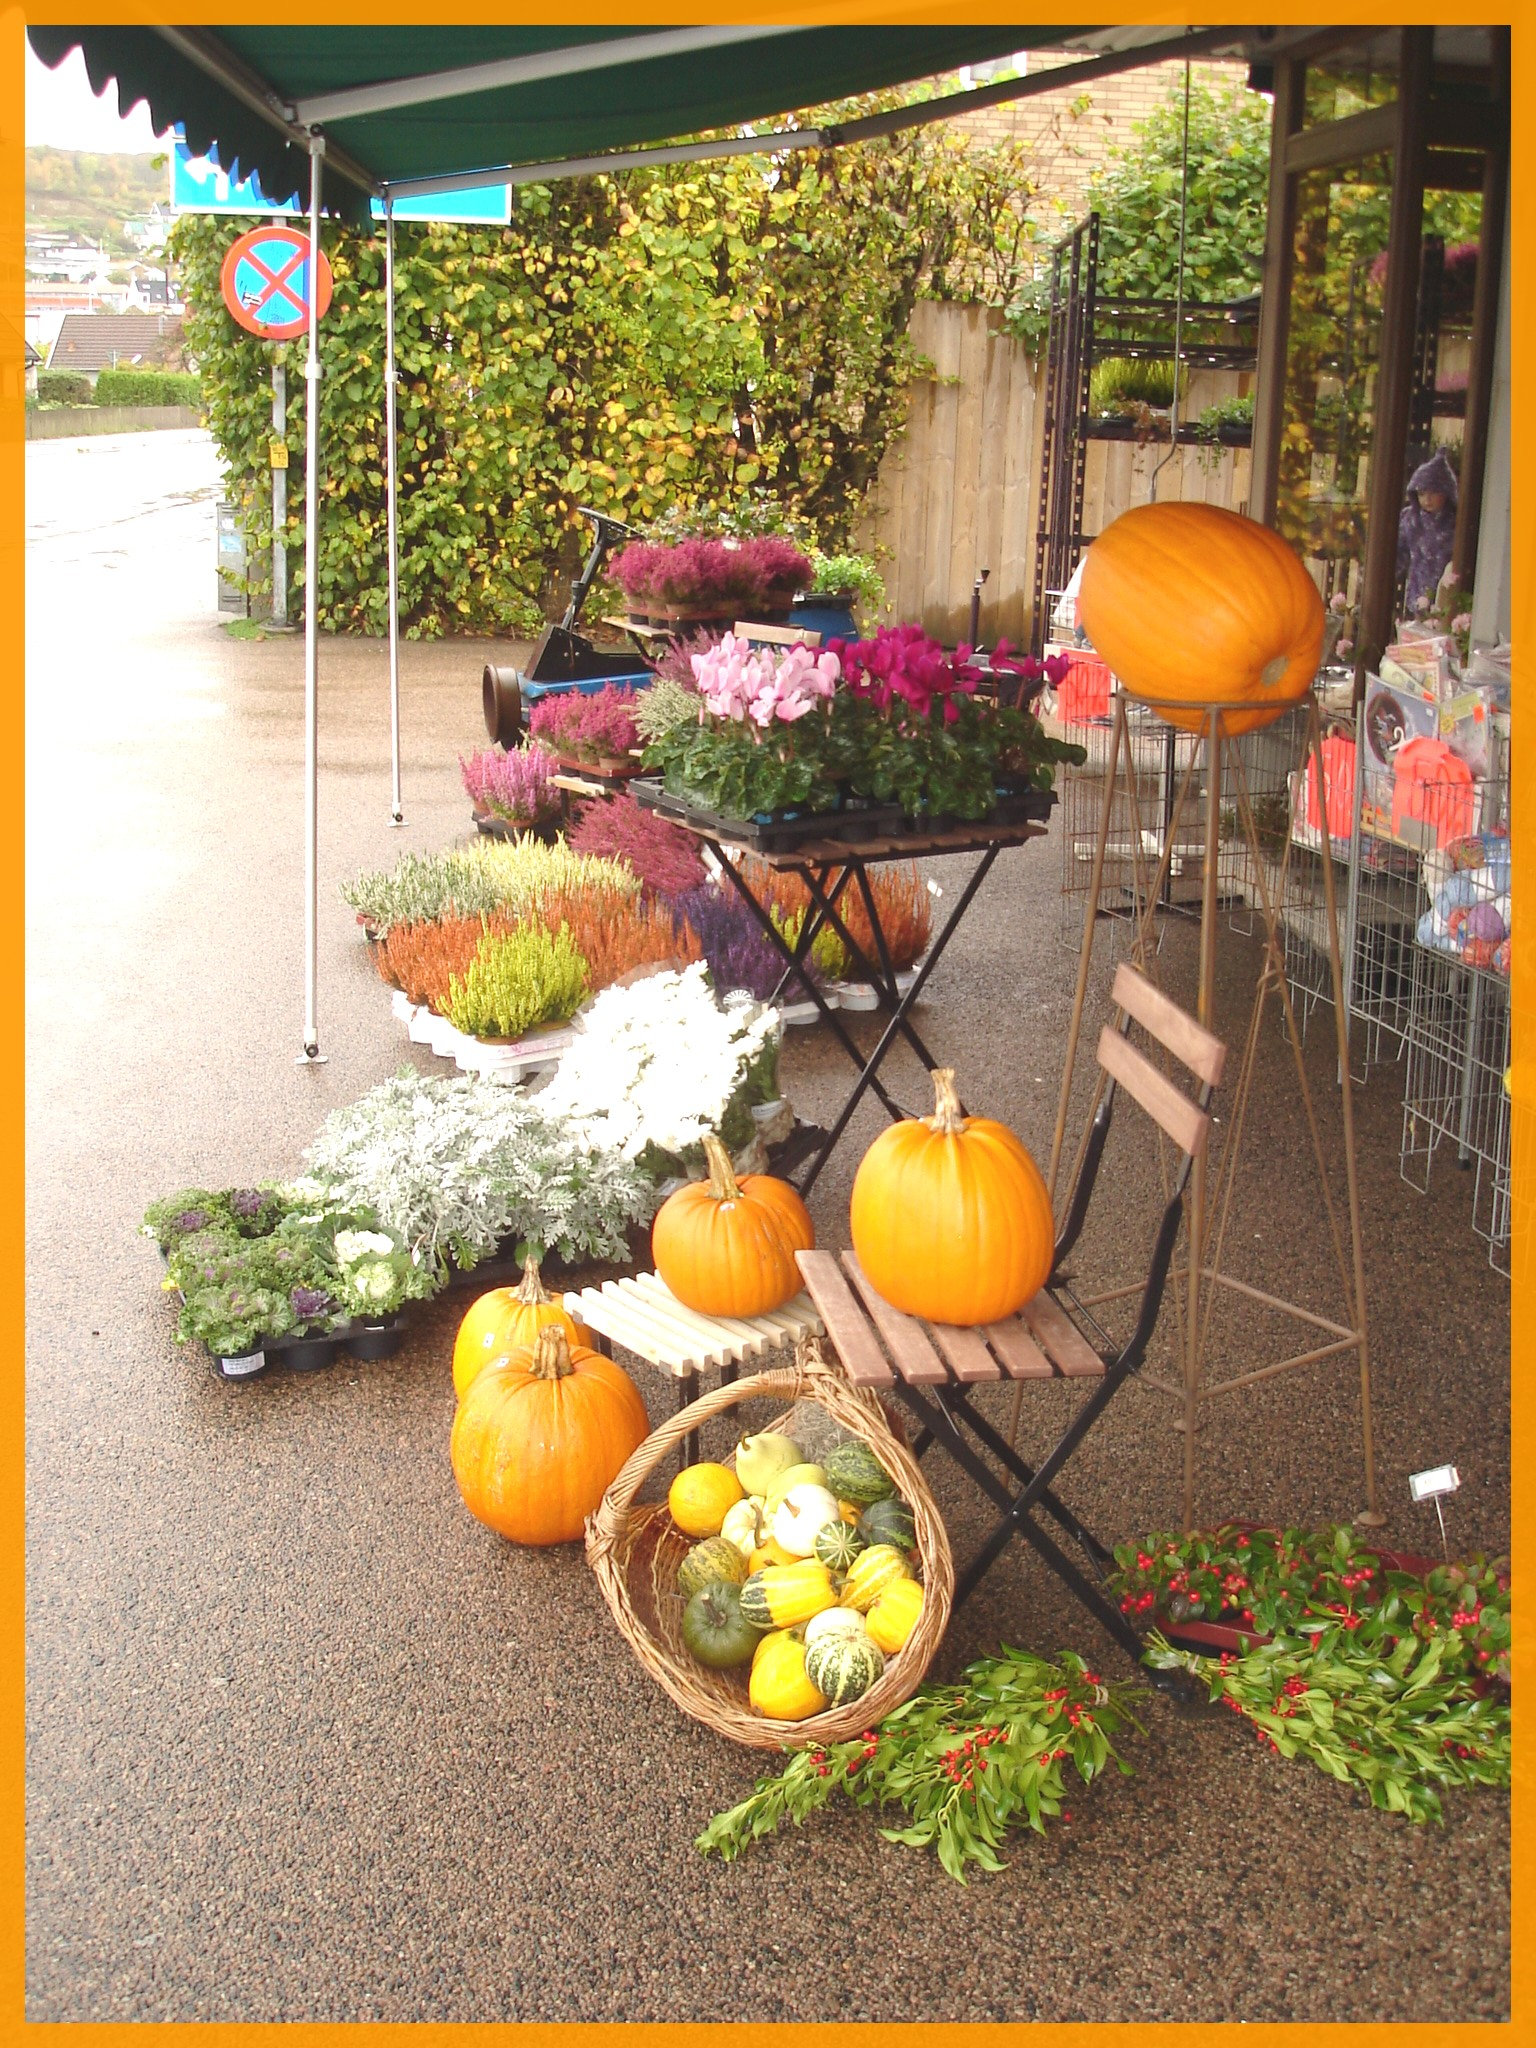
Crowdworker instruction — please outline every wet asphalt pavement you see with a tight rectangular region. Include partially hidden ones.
[25,431,1509,2021]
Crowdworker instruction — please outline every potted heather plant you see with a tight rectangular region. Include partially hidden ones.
[567,789,708,897]
[609,535,811,627]
[528,684,644,776]
[460,744,564,839]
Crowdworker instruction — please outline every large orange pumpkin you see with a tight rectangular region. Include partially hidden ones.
[652,1134,815,1317]
[850,1068,1054,1326]
[450,1324,648,1546]
[1077,503,1324,736]
[452,1253,593,1401]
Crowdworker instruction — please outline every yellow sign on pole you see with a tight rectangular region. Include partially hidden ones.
[270,440,289,470]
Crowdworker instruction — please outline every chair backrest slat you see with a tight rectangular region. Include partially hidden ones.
[1096,1024,1210,1159]
[1110,962,1226,1087]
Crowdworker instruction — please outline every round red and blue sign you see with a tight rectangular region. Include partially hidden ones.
[220,224,333,341]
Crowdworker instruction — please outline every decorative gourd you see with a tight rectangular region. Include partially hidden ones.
[719,1496,768,1560]
[734,1431,803,1496]
[772,1483,842,1557]
[749,1632,827,1721]
[850,1068,1054,1326]
[858,1496,917,1555]
[748,1537,802,1574]
[1077,502,1325,737]
[802,1605,868,1647]
[813,1520,867,1573]
[824,1439,897,1507]
[739,1559,838,1631]
[751,1626,796,1671]
[680,1581,759,1668]
[763,1463,827,1516]
[841,1543,914,1614]
[865,1576,924,1654]
[668,1461,744,1539]
[804,1627,885,1707]
[451,1253,593,1401]
[677,1535,750,1599]
[837,1499,864,1525]
[450,1325,648,1547]
[651,1133,815,1317]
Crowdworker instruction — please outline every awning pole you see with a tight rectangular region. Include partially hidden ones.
[385,197,404,825]
[298,130,328,1065]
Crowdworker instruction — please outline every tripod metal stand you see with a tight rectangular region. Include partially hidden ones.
[1048,690,1381,1532]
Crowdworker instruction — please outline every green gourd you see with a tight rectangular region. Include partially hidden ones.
[858,1496,917,1554]
[813,1519,867,1573]
[680,1581,759,1669]
[824,1439,898,1507]
[804,1627,885,1707]
[677,1535,750,1600]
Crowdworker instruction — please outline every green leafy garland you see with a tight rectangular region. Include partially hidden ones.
[696,1649,1146,1882]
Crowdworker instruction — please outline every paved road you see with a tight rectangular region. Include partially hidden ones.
[25,433,1509,2022]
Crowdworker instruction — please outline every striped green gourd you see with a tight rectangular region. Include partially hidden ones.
[858,1495,916,1554]
[677,1536,750,1600]
[824,1439,897,1507]
[804,1627,885,1707]
[813,1519,867,1573]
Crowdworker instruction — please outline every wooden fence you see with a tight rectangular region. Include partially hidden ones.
[854,300,1251,646]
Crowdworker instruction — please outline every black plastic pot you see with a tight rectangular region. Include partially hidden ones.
[347,1318,406,1361]
[212,1349,268,1381]
[279,1333,343,1373]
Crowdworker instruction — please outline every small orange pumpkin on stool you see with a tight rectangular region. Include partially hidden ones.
[652,1133,815,1317]
[1078,502,1324,737]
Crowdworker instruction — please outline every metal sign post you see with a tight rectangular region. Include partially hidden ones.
[269,360,290,630]
[298,135,328,1065]
[384,198,404,824]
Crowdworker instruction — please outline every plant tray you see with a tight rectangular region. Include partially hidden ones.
[631,777,905,851]
[471,810,562,842]
[531,742,643,783]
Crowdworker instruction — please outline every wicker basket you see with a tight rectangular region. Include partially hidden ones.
[586,1340,953,1750]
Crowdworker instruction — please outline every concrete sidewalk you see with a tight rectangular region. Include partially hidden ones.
[25,432,1508,2022]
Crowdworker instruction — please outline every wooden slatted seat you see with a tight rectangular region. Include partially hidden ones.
[795,962,1226,1664]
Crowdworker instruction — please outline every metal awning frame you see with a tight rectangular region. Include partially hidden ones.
[101,21,1266,1061]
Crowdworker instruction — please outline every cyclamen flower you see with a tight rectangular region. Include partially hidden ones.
[1330,591,1350,613]
[692,634,839,729]
[832,623,981,725]
[1452,612,1472,634]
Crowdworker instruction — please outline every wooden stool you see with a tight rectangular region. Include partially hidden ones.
[565,1271,824,1469]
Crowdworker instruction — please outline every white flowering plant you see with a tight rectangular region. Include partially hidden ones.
[303,1069,657,1276]
[534,964,782,1177]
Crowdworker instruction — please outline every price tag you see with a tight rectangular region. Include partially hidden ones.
[270,440,289,470]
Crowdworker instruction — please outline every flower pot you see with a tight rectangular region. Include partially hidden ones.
[346,1317,406,1361]
[751,1098,795,1148]
[828,980,880,1012]
[389,988,415,1025]
[779,998,824,1028]
[407,1004,438,1045]
[426,1012,467,1059]
[214,1349,267,1380]
[280,1333,343,1373]
[791,595,857,641]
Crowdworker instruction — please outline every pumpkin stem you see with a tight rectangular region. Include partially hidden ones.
[529,1324,575,1380]
[925,1067,967,1135]
[702,1131,741,1202]
[515,1252,551,1306]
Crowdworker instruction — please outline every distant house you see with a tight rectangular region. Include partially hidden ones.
[46,310,186,383]
[25,340,41,399]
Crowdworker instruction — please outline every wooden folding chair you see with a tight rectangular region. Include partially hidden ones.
[797,962,1226,1664]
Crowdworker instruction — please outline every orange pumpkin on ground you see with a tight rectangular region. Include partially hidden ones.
[452,1252,593,1401]
[450,1325,648,1546]
[1078,502,1324,737]
[652,1133,815,1317]
[850,1067,1054,1327]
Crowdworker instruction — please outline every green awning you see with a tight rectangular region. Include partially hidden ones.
[28,25,1079,222]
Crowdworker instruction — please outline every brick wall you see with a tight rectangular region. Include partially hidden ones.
[954,52,1254,231]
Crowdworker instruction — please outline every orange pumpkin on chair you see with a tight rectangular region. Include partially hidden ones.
[1078,502,1324,737]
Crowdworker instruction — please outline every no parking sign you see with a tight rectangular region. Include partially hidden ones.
[220,223,333,341]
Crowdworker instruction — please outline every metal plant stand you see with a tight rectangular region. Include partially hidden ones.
[1048,691,1380,1531]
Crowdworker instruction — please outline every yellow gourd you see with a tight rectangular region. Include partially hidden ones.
[865,1576,924,1654]
[749,1632,827,1721]
[842,1543,913,1614]
[668,1461,744,1539]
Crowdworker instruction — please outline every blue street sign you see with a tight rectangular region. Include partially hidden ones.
[370,186,512,226]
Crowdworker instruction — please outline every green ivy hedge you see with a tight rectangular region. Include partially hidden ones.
[172,99,1046,639]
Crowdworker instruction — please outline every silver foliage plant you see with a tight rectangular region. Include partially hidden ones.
[303,1068,657,1275]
